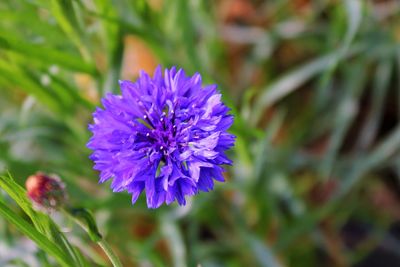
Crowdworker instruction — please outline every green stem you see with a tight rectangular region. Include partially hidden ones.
[62,208,123,267]
[98,239,123,267]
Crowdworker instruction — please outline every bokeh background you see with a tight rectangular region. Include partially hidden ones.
[0,0,400,266]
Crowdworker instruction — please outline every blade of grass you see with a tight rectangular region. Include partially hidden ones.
[102,29,124,95]
[397,47,400,119]
[0,201,70,267]
[175,0,203,73]
[161,214,186,267]
[49,0,91,62]
[337,124,400,199]
[355,58,392,150]
[78,0,170,65]
[276,124,400,250]
[0,59,62,114]
[319,62,366,179]
[254,110,286,181]
[245,234,283,267]
[49,74,96,111]
[0,173,48,233]
[251,45,364,125]
[0,174,85,266]
[0,33,97,74]
[315,0,363,108]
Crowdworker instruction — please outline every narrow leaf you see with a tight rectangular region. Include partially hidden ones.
[0,201,70,267]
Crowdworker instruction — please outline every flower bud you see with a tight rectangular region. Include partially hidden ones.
[25,172,67,211]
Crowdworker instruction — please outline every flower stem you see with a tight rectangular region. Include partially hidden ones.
[98,239,123,267]
[62,208,123,267]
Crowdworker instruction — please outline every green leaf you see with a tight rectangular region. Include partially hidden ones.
[0,201,70,267]
[337,124,400,199]
[250,45,364,125]
[0,174,85,266]
[355,58,392,150]
[314,0,363,109]
[343,0,363,49]
[0,33,97,74]
[66,207,102,242]
[276,125,400,250]
[161,215,186,267]
[49,0,91,62]
[245,234,283,267]
[319,62,367,178]
[0,173,47,233]
[101,29,124,95]
[0,59,63,114]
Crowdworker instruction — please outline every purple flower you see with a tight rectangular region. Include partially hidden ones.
[87,66,235,208]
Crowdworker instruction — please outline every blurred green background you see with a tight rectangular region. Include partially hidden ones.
[0,0,400,266]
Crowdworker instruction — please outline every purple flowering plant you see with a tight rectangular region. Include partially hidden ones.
[87,66,235,208]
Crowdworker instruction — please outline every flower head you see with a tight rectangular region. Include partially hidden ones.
[25,172,67,211]
[87,66,235,208]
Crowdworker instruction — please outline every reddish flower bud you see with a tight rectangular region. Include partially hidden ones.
[25,172,67,211]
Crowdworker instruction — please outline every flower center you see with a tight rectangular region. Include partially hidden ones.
[140,110,178,159]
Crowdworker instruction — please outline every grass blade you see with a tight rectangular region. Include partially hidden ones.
[0,33,97,74]
[0,201,70,267]
[0,174,84,266]
[251,45,364,125]
[161,215,186,267]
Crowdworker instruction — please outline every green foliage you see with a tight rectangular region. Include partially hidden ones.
[0,0,399,266]
[0,174,87,266]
